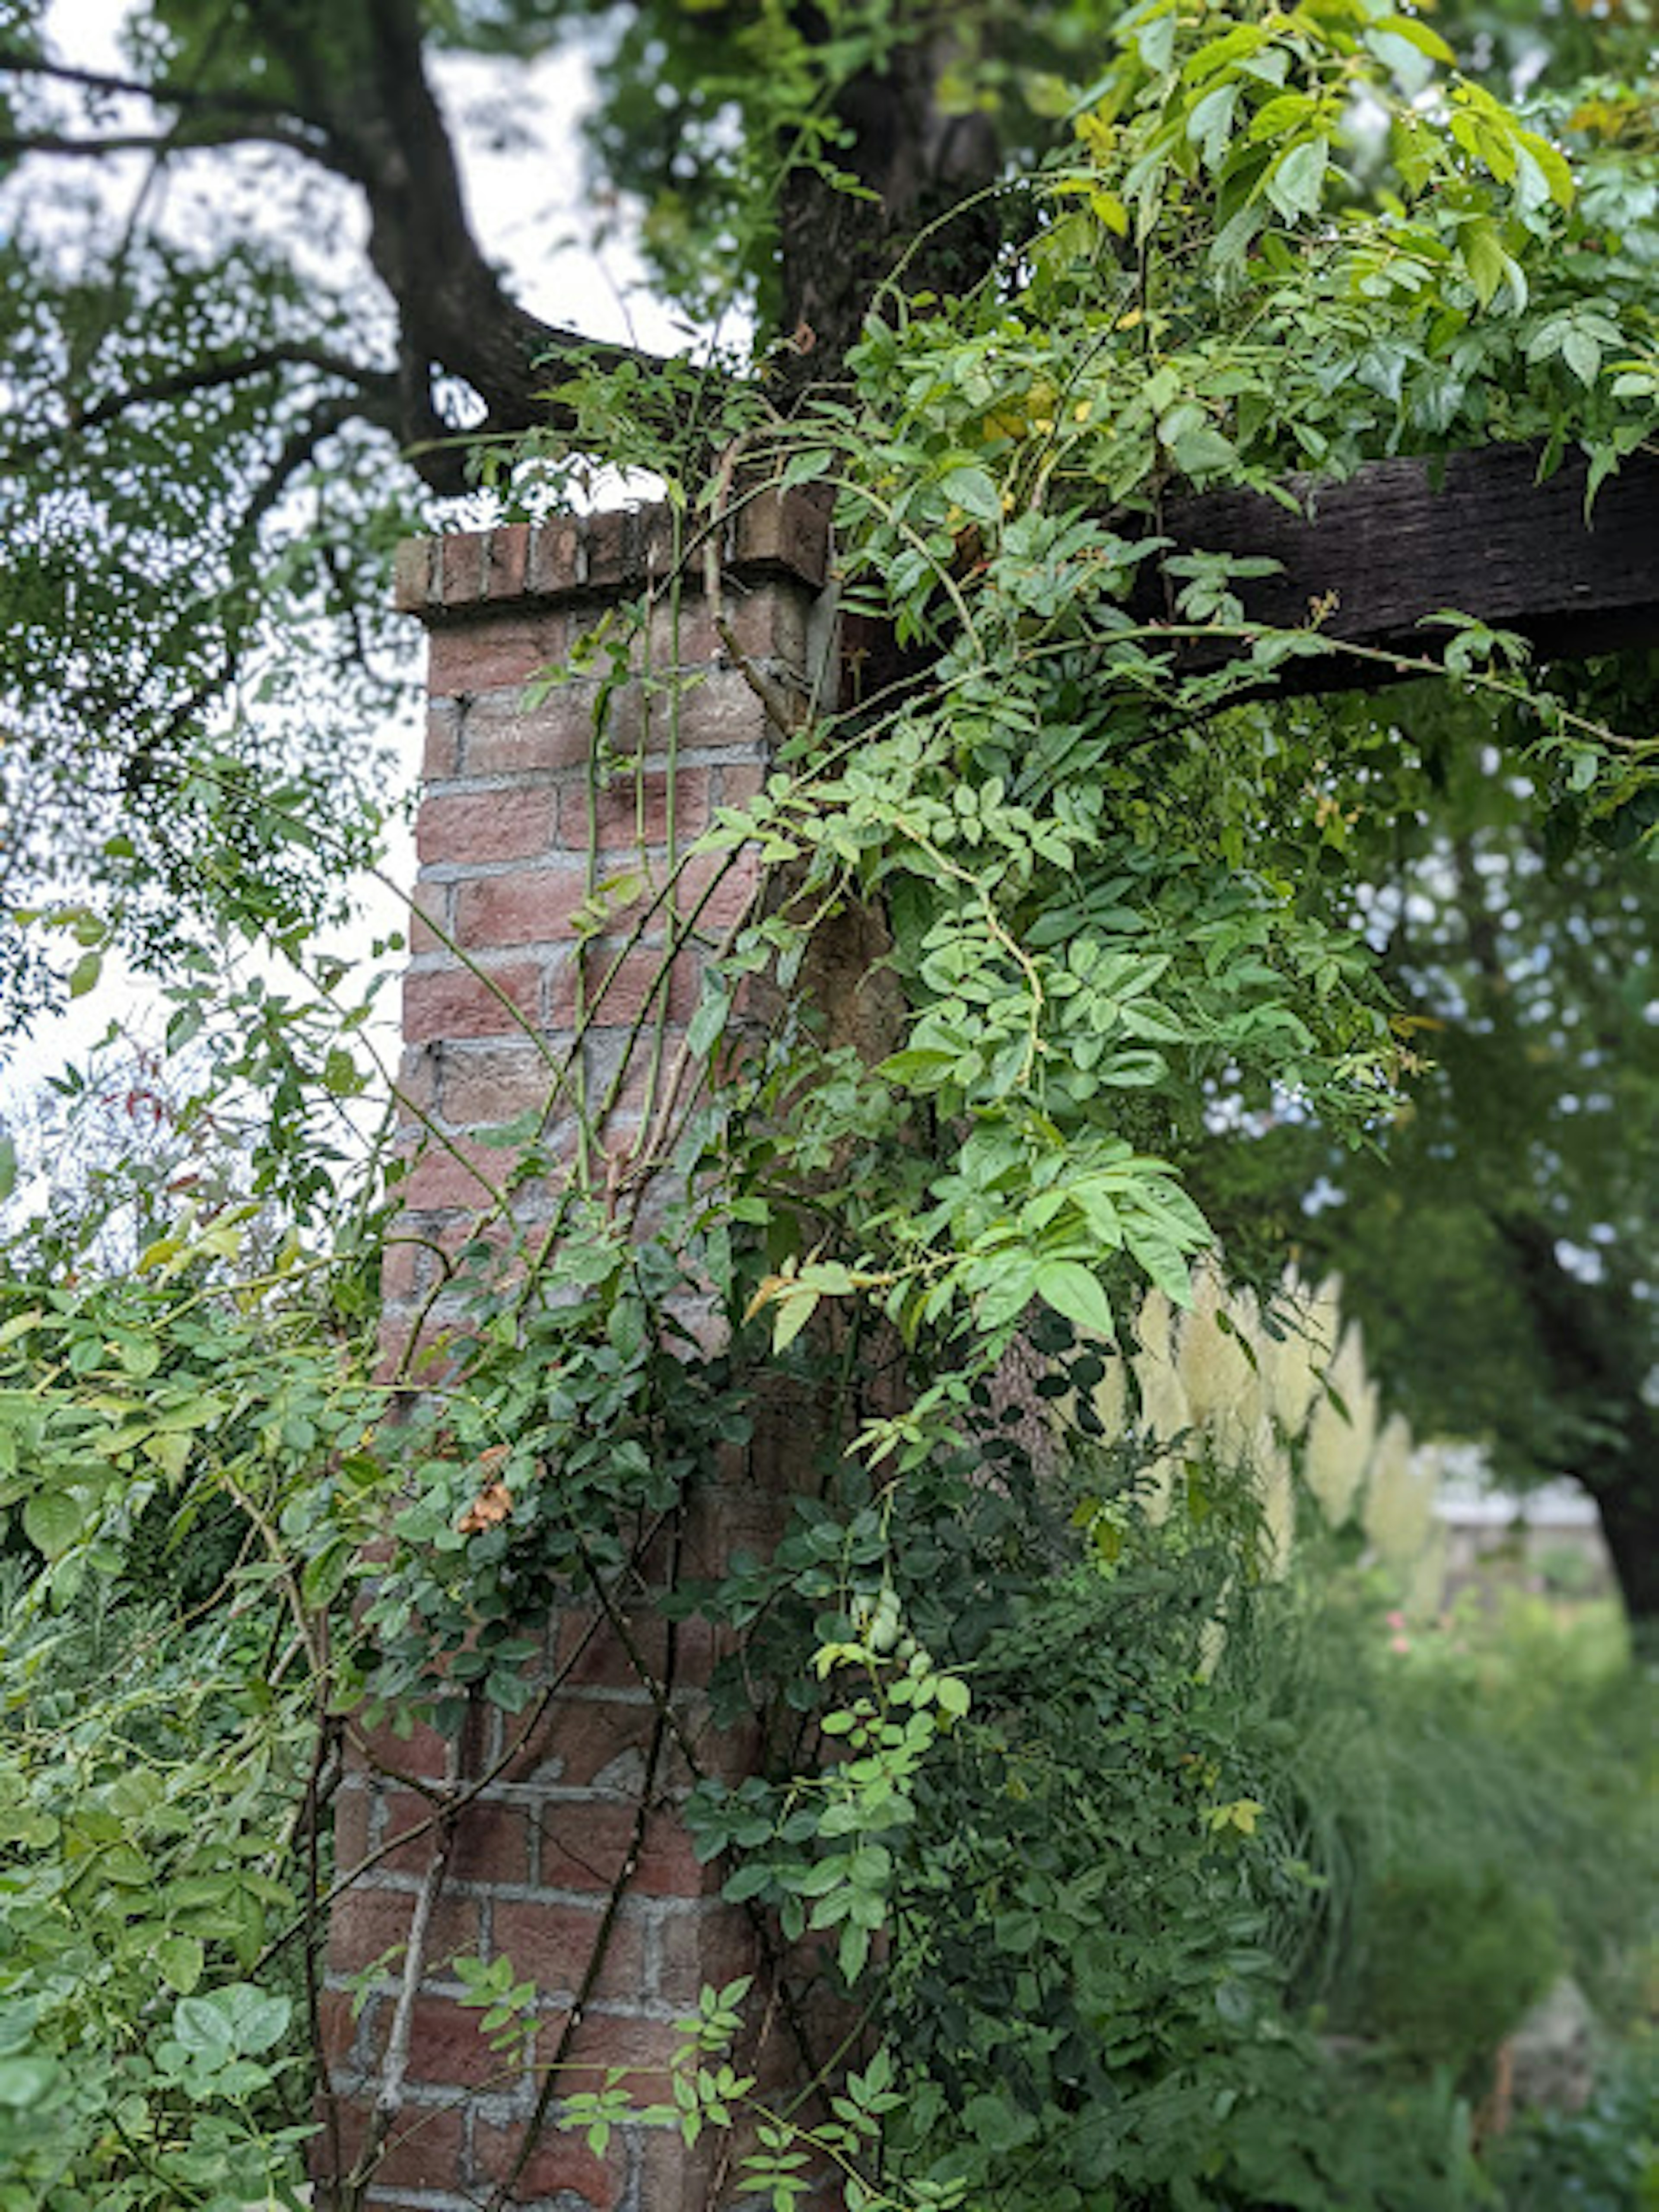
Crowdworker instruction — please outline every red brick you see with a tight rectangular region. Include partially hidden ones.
[392,537,435,614]
[454,864,589,949]
[471,2113,626,2203]
[652,1903,761,2007]
[380,1792,532,1885]
[528,515,583,597]
[550,945,700,1032]
[645,588,810,673]
[416,788,555,867]
[378,1236,430,1305]
[731,489,831,587]
[589,768,711,852]
[436,533,488,606]
[585,508,630,591]
[327,1883,482,1979]
[403,963,540,1042]
[537,1802,723,1900]
[535,2005,680,2102]
[675,849,762,938]
[317,1985,362,2071]
[715,759,768,811]
[637,2113,728,2208]
[400,1994,525,2090]
[407,886,449,957]
[461,686,603,775]
[439,1041,564,1131]
[330,2099,467,2192]
[333,1784,372,1876]
[492,1897,646,1999]
[422,701,460,779]
[484,522,530,601]
[505,1696,658,1793]
[429,612,570,695]
[395,1140,508,1215]
[351,1713,454,1782]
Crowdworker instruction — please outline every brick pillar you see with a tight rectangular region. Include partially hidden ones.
[321,497,834,2210]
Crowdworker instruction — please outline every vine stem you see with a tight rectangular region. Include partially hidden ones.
[346,1732,464,2201]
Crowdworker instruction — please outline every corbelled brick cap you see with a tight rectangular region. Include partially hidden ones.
[392,491,830,623]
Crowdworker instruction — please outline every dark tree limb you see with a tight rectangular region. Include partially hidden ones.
[0,348,399,472]
[0,46,298,114]
[0,123,324,158]
[1488,1213,1659,1625]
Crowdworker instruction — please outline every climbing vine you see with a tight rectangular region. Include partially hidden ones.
[1,0,1655,2204]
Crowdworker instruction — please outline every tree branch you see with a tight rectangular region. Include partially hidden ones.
[0,346,398,461]
[0,46,297,114]
[0,121,325,160]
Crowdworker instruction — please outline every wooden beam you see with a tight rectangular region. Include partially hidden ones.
[1155,441,1659,688]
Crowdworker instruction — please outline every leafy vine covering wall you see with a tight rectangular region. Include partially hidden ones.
[0,0,1654,2204]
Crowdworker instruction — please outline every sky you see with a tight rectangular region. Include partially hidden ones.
[2,0,680,1127]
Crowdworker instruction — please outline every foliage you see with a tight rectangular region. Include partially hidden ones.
[1,0,1657,2204]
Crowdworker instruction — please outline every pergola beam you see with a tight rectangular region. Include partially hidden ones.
[1156,441,1659,689]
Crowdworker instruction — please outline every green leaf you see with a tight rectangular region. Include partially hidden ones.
[939,465,1002,524]
[772,1287,820,1354]
[156,1933,206,1994]
[1034,1261,1113,1339]
[67,950,102,1000]
[1461,221,1508,310]
[1562,329,1601,387]
[1374,13,1455,64]
[23,1488,85,1560]
[1266,136,1328,222]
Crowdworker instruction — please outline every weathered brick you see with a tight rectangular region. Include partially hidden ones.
[327,1883,481,1980]
[674,668,771,751]
[650,1902,761,2006]
[527,514,583,597]
[416,788,556,868]
[731,488,832,586]
[438,532,491,606]
[378,1235,439,1307]
[536,1802,723,1900]
[715,758,769,811]
[379,1791,532,1885]
[329,2099,467,2193]
[674,849,763,938]
[550,945,700,1032]
[333,1783,372,1877]
[395,1138,509,1215]
[471,2113,626,2203]
[533,2005,680,2102]
[591,766,711,852]
[502,1695,658,1794]
[462,684,607,775]
[484,522,531,601]
[403,962,541,1043]
[454,864,589,950]
[422,698,461,779]
[439,1041,563,1132]
[400,1994,524,2091]
[407,884,450,957]
[492,1897,646,2000]
[429,611,570,695]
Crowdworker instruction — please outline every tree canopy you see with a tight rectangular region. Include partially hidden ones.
[1,3,1657,2202]
[1,0,1655,1009]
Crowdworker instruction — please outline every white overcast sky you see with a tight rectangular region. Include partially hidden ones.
[3,1,682,1115]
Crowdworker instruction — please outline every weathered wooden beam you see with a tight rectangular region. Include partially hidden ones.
[1157,441,1659,689]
